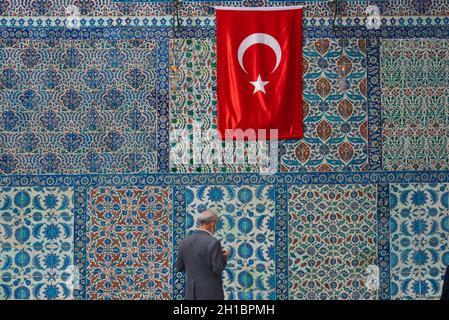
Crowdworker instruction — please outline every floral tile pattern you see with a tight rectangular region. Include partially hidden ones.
[288,184,378,300]
[381,39,449,171]
[86,186,172,300]
[390,183,449,300]
[169,38,264,173]
[185,185,276,299]
[0,39,159,174]
[281,39,368,172]
[0,187,74,300]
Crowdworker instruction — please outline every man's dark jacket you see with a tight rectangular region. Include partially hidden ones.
[175,230,227,300]
[442,265,449,300]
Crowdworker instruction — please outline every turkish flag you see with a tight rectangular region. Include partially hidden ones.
[216,6,303,140]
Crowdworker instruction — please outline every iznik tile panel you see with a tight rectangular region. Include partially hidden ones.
[85,186,172,300]
[288,184,378,300]
[381,39,449,171]
[185,185,276,299]
[390,183,449,300]
[0,39,158,174]
[169,39,265,173]
[281,39,368,172]
[0,187,74,300]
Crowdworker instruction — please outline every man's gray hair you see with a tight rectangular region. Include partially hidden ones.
[197,209,218,226]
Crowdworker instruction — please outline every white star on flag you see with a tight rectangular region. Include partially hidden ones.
[250,74,269,94]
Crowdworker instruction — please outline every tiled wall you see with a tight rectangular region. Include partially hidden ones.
[288,184,378,300]
[0,39,159,174]
[390,183,449,299]
[0,187,74,299]
[1,0,449,300]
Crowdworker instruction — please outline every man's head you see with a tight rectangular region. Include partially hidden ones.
[197,209,218,234]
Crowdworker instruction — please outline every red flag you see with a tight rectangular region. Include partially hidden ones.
[216,6,303,140]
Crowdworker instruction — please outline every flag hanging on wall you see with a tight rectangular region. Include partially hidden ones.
[216,6,303,140]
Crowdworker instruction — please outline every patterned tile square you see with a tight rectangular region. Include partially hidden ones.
[0,39,159,174]
[390,183,449,300]
[381,39,449,171]
[0,187,74,300]
[280,39,368,172]
[185,185,276,299]
[288,184,378,300]
[86,186,172,300]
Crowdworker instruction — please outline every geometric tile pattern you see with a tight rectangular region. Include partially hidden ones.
[0,39,158,174]
[281,39,368,172]
[390,183,449,300]
[381,39,449,171]
[185,185,276,299]
[86,186,172,300]
[288,184,378,300]
[0,187,74,300]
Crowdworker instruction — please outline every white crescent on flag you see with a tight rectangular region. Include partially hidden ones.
[237,33,282,74]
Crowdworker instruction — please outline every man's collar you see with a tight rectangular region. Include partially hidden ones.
[197,228,213,236]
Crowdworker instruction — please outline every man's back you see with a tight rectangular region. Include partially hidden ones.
[442,265,449,300]
[175,230,227,300]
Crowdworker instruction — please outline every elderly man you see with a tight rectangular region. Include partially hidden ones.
[175,209,229,300]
